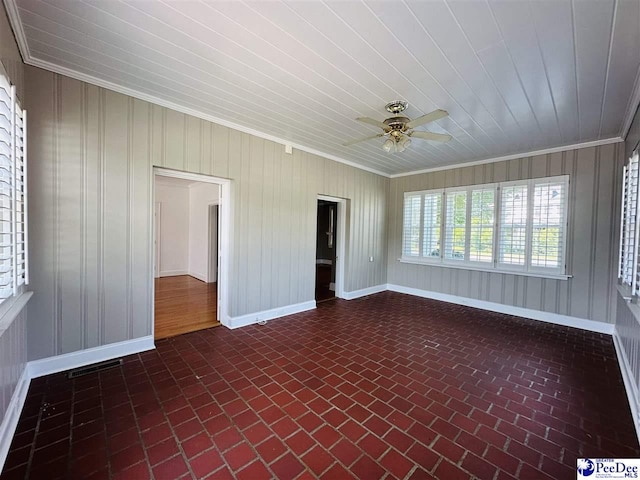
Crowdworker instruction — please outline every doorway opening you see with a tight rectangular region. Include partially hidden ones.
[152,168,231,339]
[316,195,346,302]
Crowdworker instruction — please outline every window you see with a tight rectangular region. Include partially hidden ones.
[619,151,639,291]
[444,190,467,261]
[0,69,28,310]
[401,175,569,277]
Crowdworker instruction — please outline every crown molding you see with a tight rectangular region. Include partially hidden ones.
[2,0,30,62]
[621,65,640,140]
[5,0,636,180]
[3,3,391,179]
[389,137,624,178]
[25,55,392,178]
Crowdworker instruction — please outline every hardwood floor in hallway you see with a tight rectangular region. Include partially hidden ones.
[155,275,220,339]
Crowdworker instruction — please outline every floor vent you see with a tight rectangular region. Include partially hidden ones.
[67,359,123,379]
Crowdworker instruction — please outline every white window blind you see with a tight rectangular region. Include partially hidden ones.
[531,180,567,273]
[444,190,467,261]
[401,175,569,278]
[402,192,422,257]
[498,184,528,267]
[469,188,495,263]
[0,70,28,309]
[14,103,26,287]
[0,75,13,301]
[422,192,441,258]
[619,152,640,290]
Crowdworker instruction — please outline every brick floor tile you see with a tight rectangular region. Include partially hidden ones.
[2,292,638,480]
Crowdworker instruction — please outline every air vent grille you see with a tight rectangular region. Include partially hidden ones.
[67,359,123,379]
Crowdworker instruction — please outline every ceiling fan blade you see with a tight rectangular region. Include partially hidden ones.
[409,130,452,143]
[342,133,384,146]
[405,109,449,129]
[356,117,389,130]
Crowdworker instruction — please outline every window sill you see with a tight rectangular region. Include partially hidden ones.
[617,283,634,302]
[0,291,33,336]
[398,257,572,280]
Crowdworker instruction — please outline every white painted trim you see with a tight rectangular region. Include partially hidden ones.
[0,292,33,336]
[612,329,640,445]
[2,0,30,67]
[28,335,155,379]
[0,366,30,473]
[21,49,627,181]
[188,271,208,283]
[386,284,615,335]
[622,66,640,140]
[398,258,572,280]
[227,301,316,329]
[15,52,387,178]
[342,284,388,300]
[152,168,232,329]
[159,270,189,277]
[0,333,156,471]
[390,137,624,178]
[4,0,631,180]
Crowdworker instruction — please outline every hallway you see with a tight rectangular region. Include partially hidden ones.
[155,276,219,339]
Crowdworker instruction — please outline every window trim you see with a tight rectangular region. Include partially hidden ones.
[0,63,29,326]
[619,150,640,295]
[400,175,570,280]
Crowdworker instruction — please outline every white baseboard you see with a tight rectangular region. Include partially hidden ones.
[0,334,156,471]
[227,301,316,329]
[612,329,640,445]
[28,335,155,379]
[387,284,615,335]
[159,270,188,277]
[342,284,388,300]
[0,366,30,473]
[188,271,208,283]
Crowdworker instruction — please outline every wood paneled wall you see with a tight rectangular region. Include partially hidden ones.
[25,66,388,360]
[387,143,624,324]
[0,310,27,427]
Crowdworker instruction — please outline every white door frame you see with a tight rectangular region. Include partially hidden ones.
[207,202,220,284]
[154,202,161,278]
[317,195,346,299]
[151,167,232,327]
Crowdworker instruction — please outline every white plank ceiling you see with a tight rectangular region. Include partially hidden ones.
[7,0,640,175]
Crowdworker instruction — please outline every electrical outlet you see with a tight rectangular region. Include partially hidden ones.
[369,256,374,262]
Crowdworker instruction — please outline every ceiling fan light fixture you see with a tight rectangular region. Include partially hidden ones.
[382,138,394,153]
[398,136,411,152]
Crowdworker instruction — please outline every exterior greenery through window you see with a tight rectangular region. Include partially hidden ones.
[402,175,569,277]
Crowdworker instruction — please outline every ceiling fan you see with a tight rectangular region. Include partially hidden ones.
[344,101,452,153]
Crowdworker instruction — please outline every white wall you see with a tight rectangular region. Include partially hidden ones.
[155,181,190,276]
[188,183,219,282]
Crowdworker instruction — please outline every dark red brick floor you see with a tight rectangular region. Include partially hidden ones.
[1,291,638,479]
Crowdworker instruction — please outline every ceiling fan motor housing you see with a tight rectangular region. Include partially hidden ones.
[384,116,411,133]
